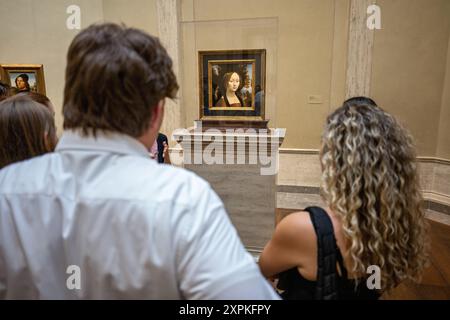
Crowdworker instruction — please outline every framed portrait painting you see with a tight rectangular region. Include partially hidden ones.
[0,64,46,95]
[198,49,267,127]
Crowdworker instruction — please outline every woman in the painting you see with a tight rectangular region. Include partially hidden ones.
[216,72,244,107]
[15,74,31,92]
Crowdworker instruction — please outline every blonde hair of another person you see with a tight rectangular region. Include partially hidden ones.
[320,97,429,291]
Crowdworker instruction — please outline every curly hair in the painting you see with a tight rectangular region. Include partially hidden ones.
[320,97,429,292]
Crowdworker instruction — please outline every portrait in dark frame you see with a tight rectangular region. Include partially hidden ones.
[0,64,46,95]
[198,49,266,123]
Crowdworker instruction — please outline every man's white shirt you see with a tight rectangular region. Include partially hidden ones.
[0,130,279,299]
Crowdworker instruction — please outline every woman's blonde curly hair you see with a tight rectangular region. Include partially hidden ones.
[320,97,429,291]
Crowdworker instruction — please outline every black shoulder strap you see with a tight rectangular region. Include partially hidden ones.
[304,206,339,300]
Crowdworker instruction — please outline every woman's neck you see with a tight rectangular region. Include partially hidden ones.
[226,90,236,98]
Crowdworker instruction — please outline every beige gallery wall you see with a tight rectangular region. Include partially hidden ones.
[179,0,349,150]
[181,0,450,158]
[437,32,450,160]
[1,0,449,159]
[102,0,158,36]
[371,0,450,157]
[0,0,104,135]
[0,0,159,135]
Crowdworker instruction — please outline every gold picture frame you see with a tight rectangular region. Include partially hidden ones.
[198,49,266,127]
[0,64,46,95]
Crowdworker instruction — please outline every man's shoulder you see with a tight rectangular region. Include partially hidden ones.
[96,155,217,206]
[0,153,55,185]
[126,157,209,191]
[0,153,213,206]
[120,156,202,183]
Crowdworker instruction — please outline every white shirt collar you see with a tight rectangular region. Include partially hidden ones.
[55,129,150,158]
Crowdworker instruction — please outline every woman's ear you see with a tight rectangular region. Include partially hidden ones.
[44,132,50,152]
[44,131,57,152]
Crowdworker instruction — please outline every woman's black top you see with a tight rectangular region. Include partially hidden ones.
[277,206,380,300]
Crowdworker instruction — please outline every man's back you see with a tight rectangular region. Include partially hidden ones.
[0,130,278,299]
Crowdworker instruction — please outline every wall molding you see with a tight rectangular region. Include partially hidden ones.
[279,148,319,155]
[277,184,450,216]
[173,146,450,207]
[279,148,450,164]
[278,148,450,208]
[174,147,450,167]
[278,185,320,194]
[416,157,450,165]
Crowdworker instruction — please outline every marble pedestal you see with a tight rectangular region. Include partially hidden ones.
[174,125,285,253]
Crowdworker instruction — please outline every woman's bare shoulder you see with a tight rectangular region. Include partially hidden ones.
[275,211,316,245]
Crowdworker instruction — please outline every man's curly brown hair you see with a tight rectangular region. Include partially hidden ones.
[63,23,178,137]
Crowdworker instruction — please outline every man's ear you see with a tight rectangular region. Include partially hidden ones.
[137,99,165,150]
[150,99,165,130]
